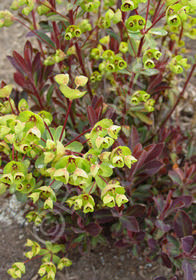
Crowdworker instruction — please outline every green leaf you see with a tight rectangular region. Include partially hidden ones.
[35,31,56,48]
[29,192,40,203]
[140,68,159,76]
[50,244,64,254]
[149,28,168,36]
[65,141,83,152]
[59,85,87,99]
[50,180,63,190]
[128,38,137,57]
[95,175,107,190]
[15,192,28,203]
[44,198,53,209]
[14,262,26,274]
[106,29,120,42]
[35,154,46,169]
[55,74,69,85]
[0,84,13,98]
[46,84,54,105]
[128,32,143,40]
[134,112,153,125]
[54,126,65,142]
[47,14,69,24]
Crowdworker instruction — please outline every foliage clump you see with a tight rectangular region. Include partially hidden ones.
[0,0,196,279]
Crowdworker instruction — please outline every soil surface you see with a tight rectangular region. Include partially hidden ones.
[0,195,172,280]
[0,1,195,280]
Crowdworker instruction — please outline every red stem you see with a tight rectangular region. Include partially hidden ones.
[128,72,136,96]
[98,175,108,184]
[44,121,54,141]
[145,11,166,33]
[121,21,137,57]
[64,127,92,147]
[14,17,56,50]
[75,42,93,99]
[37,0,68,21]
[145,0,151,26]
[7,97,16,114]
[159,63,196,129]
[88,181,96,194]
[59,100,73,141]
[152,0,162,23]
[31,10,45,58]
[49,179,55,187]
[52,21,61,49]
[12,144,14,161]
[137,36,145,57]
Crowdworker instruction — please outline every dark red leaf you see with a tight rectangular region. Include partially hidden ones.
[71,227,84,234]
[94,209,113,223]
[161,253,172,268]
[133,231,145,241]
[182,260,194,280]
[14,72,25,87]
[181,236,194,253]
[173,210,192,238]
[190,245,196,256]
[43,65,54,81]
[126,204,146,217]
[24,40,33,70]
[186,165,196,178]
[168,170,182,185]
[129,126,139,150]
[133,143,143,156]
[154,277,167,280]
[171,196,193,209]
[96,106,102,120]
[1,81,6,87]
[148,238,157,250]
[77,216,84,229]
[153,195,165,213]
[155,220,171,232]
[87,105,98,126]
[140,160,164,176]
[7,55,24,74]
[128,150,148,180]
[115,239,129,247]
[144,143,164,163]
[120,216,139,232]
[93,96,103,109]
[13,51,29,74]
[85,222,102,236]
[32,52,42,73]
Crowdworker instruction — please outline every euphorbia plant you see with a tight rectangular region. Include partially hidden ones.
[0,0,195,279]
